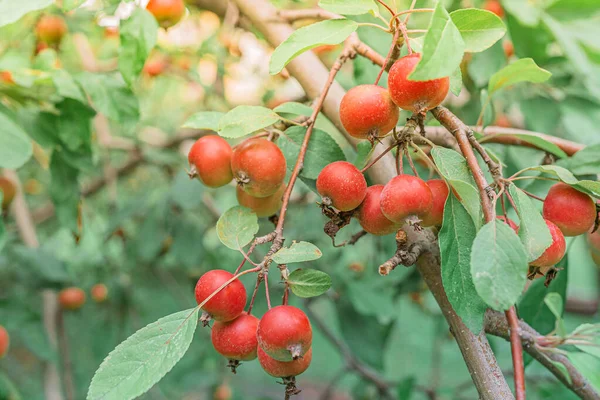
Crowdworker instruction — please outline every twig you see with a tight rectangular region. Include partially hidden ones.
[304,300,395,400]
[374,26,400,85]
[3,170,64,400]
[506,307,526,400]
[485,310,600,400]
[276,8,338,22]
[56,310,75,400]
[264,272,272,309]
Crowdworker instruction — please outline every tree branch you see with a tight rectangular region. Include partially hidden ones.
[485,310,600,400]
[3,170,64,400]
[199,0,513,397]
[431,106,526,400]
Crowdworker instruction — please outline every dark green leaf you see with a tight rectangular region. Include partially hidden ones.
[272,241,322,264]
[518,255,567,336]
[119,8,158,85]
[431,147,482,228]
[337,298,393,370]
[11,246,71,283]
[87,308,199,400]
[218,106,280,138]
[440,193,487,333]
[409,2,465,81]
[182,111,223,131]
[49,152,80,233]
[508,184,552,262]
[216,206,259,250]
[279,126,346,180]
[467,40,507,87]
[471,220,529,310]
[397,376,416,400]
[450,9,506,53]
[288,269,331,298]
[488,58,551,95]
[270,19,358,75]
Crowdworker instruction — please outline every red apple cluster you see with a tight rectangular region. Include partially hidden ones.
[188,135,287,217]
[194,270,313,378]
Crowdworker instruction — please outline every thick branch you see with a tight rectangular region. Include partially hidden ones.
[485,310,600,400]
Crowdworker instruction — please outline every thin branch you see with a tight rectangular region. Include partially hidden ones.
[276,8,338,22]
[485,310,600,400]
[304,300,395,400]
[506,307,526,400]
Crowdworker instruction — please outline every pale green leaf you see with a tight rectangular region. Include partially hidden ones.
[119,8,158,85]
[273,102,313,117]
[471,220,529,310]
[0,110,32,169]
[508,184,552,262]
[0,0,53,27]
[272,241,322,264]
[318,0,377,15]
[87,308,198,400]
[216,206,259,250]
[544,292,567,337]
[409,2,465,81]
[270,19,358,75]
[450,9,506,53]
[218,106,280,138]
[488,58,551,95]
[182,111,223,131]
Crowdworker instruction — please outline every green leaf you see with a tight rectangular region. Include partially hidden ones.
[574,180,600,198]
[467,40,507,87]
[488,58,551,95]
[11,246,71,283]
[481,133,567,159]
[76,72,140,134]
[273,102,313,117]
[216,206,259,250]
[0,0,53,27]
[449,66,462,96]
[353,141,374,169]
[272,241,323,264]
[182,111,223,131]
[0,193,4,252]
[545,0,600,21]
[431,147,482,229]
[61,0,85,11]
[218,106,280,138]
[440,193,487,333]
[317,0,377,15]
[409,2,465,81]
[269,19,358,75]
[87,308,198,400]
[548,359,572,385]
[450,9,506,53]
[556,144,600,175]
[573,324,600,359]
[567,352,600,392]
[471,220,529,311]
[396,377,416,400]
[119,8,158,85]
[287,269,332,298]
[508,184,552,262]
[52,70,87,103]
[544,292,567,337]
[502,0,542,26]
[279,126,346,180]
[0,110,32,169]
[525,165,578,184]
[49,152,80,233]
